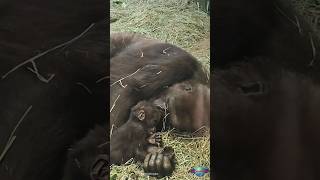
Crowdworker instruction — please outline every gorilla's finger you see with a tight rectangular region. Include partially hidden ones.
[143,153,152,171]
[148,127,156,135]
[148,153,157,172]
[155,153,164,171]
[155,133,162,140]
[162,155,173,174]
[147,136,156,144]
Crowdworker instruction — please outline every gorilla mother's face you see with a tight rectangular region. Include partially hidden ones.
[154,81,210,135]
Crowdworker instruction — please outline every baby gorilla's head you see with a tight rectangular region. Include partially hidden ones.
[130,100,163,128]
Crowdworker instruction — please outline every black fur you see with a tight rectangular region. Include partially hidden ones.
[110,101,162,165]
[213,0,320,179]
[110,33,207,128]
[109,33,208,176]
[0,1,107,179]
[214,59,320,180]
[213,0,320,75]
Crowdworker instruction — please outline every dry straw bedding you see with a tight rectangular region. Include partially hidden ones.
[110,0,210,179]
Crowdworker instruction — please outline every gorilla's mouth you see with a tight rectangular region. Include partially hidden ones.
[161,84,210,135]
[165,97,201,137]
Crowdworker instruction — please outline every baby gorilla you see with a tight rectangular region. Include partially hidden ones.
[63,101,165,180]
[110,101,161,161]
[111,100,176,177]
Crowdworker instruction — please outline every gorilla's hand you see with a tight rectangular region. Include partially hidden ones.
[62,126,109,180]
[146,129,163,147]
[90,154,109,180]
[143,146,176,178]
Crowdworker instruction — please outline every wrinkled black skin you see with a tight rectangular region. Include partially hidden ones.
[110,101,163,165]
[213,0,320,179]
[0,1,107,180]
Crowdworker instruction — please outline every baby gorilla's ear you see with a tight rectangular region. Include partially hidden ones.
[134,108,145,121]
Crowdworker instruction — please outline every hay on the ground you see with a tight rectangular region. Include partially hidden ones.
[110,0,210,179]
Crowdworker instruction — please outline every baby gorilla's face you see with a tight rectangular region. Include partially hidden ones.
[131,101,163,128]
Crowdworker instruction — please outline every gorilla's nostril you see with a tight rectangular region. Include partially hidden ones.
[185,87,191,91]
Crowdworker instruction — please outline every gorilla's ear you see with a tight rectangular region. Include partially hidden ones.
[135,109,145,121]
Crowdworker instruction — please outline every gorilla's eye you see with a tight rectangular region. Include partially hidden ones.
[239,81,267,96]
[183,84,192,92]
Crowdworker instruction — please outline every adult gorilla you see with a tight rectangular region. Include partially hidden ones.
[110,33,210,175]
[0,0,107,180]
[64,32,210,179]
[0,2,210,180]
[213,0,320,179]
